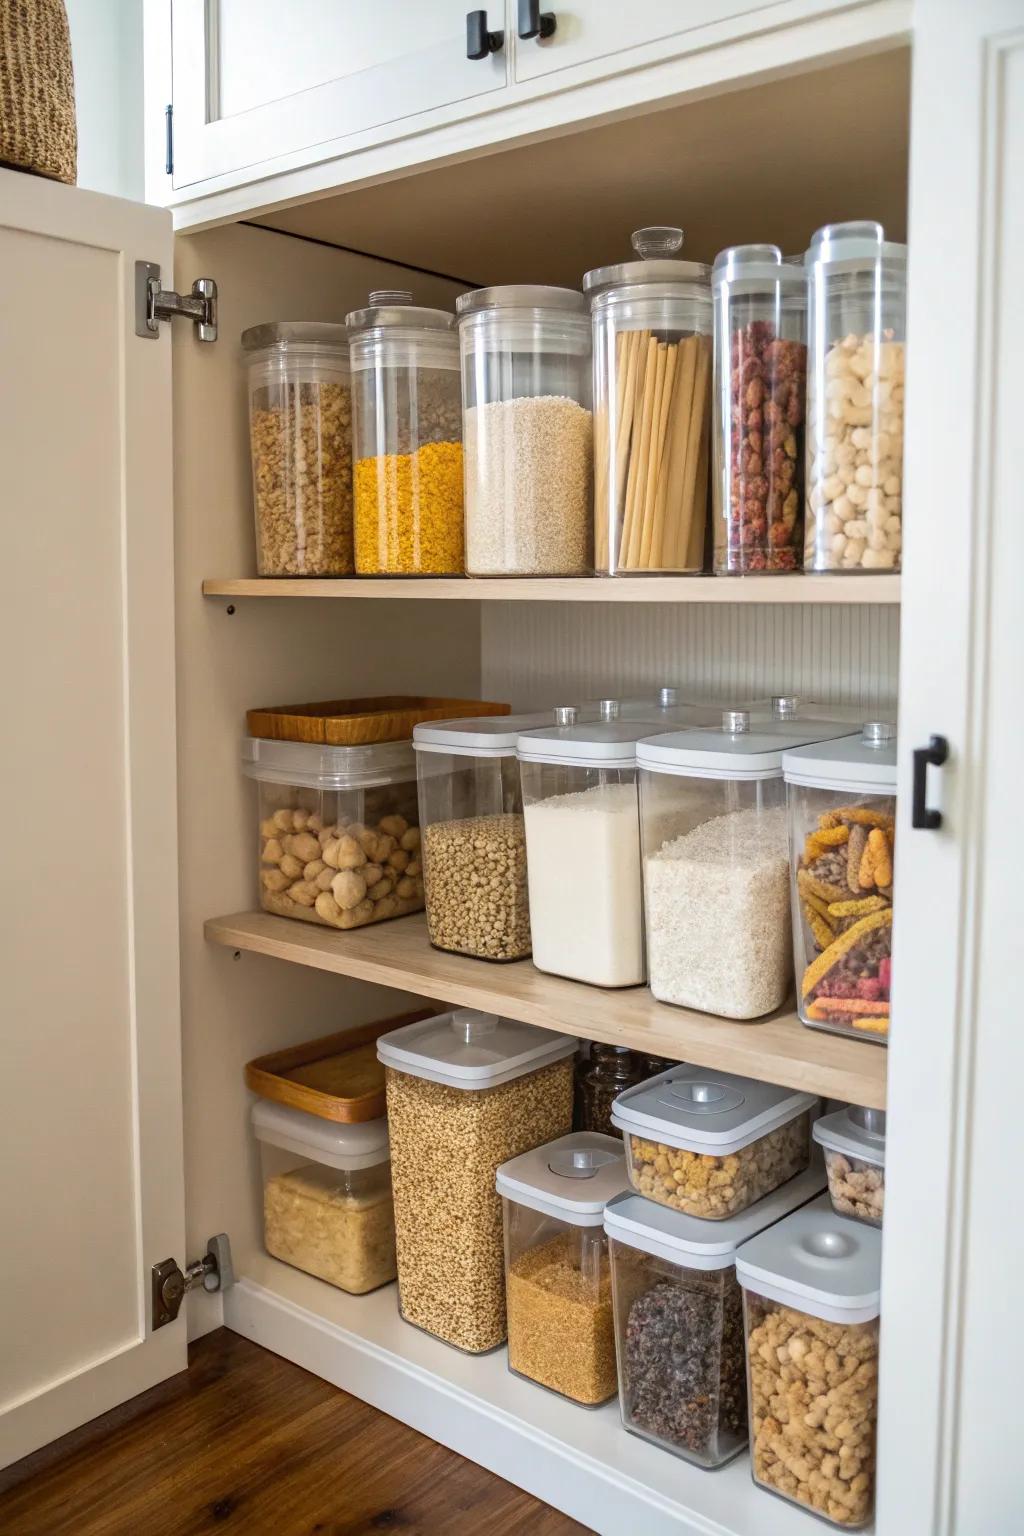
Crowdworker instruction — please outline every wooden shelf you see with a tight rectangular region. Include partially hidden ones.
[205,910,886,1108]
[202,575,900,605]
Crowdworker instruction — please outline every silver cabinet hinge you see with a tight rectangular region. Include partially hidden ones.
[152,1233,234,1330]
[135,260,217,342]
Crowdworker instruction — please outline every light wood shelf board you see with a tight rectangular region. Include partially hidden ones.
[202,575,900,605]
[206,910,886,1109]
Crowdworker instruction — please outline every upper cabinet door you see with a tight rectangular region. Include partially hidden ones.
[170,0,509,189]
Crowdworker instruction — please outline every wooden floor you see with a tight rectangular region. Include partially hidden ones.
[0,1330,590,1536]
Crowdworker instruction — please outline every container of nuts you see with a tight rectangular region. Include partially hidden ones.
[736,1194,881,1527]
[242,321,354,576]
[814,1106,886,1228]
[611,1064,817,1220]
[378,1009,576,1354]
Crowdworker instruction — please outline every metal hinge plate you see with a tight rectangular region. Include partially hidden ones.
[135,260,218,342]
[152,1233,234,1330]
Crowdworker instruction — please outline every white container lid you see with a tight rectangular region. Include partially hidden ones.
[611,1064,816,1156]
[517,719,660,769]
[635,711,844,781]
[251,1099,389,1171]
[783,724,897,795]
[735,1193,882,1324]
[414,709,565,758]
[711,243,805,294]
[813,1105,887,1169]
[496,1132,629,1226]
[805,219,907,274]
[604,1159,826,1271]
[376,1008,576,1091]
[242,735,415,791]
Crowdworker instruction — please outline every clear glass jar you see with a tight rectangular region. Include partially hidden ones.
[242,321,354,576]
[804,222,907,573]
[580,1044,648,1136]
[711,246,806,575]
[814,1105,886,1227]
[347,291,464,575]
[458,286,593,575]
[585,228,713,574]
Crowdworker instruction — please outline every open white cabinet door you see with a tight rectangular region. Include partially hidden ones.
[0,171,186,1469]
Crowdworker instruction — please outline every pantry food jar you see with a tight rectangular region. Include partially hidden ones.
[736,1194,881,1526]
[378,1009,576,1353]
[612,1064,816,1220]
[581,687,730,726]
[585,228,713,575]
[347,291,463,574]
[243,735,424,930]
[580,1044,652,1137]
[604,1161,825,1468]
[784,724,896,1043]
[242,322,354,576]
[804,222,907,573]
[497,1132,629,1405]
[711,245,807,575]
[457,286,593,576]
[251,1099,395,1294]
[750,696,894,728]
[814,1106,886,1227]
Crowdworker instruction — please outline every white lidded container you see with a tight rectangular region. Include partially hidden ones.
[736,1194,881,1527]
[748,695,895,727]
[251,1099,395,1295]
[497,1131,629,1406]
[378,1009,576,1354]
[612,1064,816,1220]
[814,1105,886,1228]
[580,686,734,725]
[604,1160,825,1468]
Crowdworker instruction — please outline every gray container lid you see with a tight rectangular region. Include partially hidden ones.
[783,724,897,795]
[414,708,572,758]
[241,320,349,352]
[345,289,455,333]
[805,220,907,273]
[610,1065,816,1157]
[376,1007,576,1091]
[497,1132,629,1226]
[813,1105,887,1168]
[735,1193,882,1323]
[583,227,710,297]
[635,712,850,780]
[517,718,662,768]
[251,1099,389,1171]
[241,735,415,791]
[711,243,805,292]
[456,284,588,317]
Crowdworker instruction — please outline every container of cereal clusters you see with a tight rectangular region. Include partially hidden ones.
[457,286,593,576]
[497,1132,629,1404]
[251,1099,395,1294]
[605,1160,825,1467]
[378,1009,576,1352]
[736,1194,881,1526]
[804,222,907,573]
[612,1064,816,1220]
[784,724,896,1043]
[242,322,354,576]
[814,1106,886,1228]
[347,291,463,574]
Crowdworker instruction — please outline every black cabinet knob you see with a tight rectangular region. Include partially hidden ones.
[911,735,949,830]
[467,10,503,59]
[518,0,556,40]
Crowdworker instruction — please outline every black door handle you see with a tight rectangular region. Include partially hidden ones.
[911,735,949,829]
[467,10,503,59]
[518,0,557,40]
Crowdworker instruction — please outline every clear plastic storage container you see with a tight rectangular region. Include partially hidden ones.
[251,1099,395,1294]
[378,1009,575,1353]
[243,736,423,929]
[814,1105,886,1227]
[804,222,907,573]
[580,1044,653,1137]
[784,724,896,1043]
[585,228,713,574]
[242,321,354,576]
[497,1132,629,1404]
[346,291,463,574]
[737,1194,881,1526]
[711,245,806,575]
[457,286,593,575]
[612,1064,815,1220]
[605,1161,825,1467]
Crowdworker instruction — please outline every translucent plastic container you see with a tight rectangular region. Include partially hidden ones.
[737,1195,881,1526]
[457,286,593,575]
[347,291,463,574]
[814,1105,886,1228]
[612,1064,815,1220]
[378,1010,575,1353]
[242,321,354,576]
[605,1161,825,1467]
[242,736,423,930]
[784,724,896,1044]
[585,228,713,574]
[711,245,806,575]
[497,1132,629,1404]
[579,1044,651,1137]
[804,222,907,573]
[251,1099,395,1294]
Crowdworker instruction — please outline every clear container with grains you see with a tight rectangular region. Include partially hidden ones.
[497,1132,629,1405]
[814,1106,886,1228]
[347,290,464,574]
[457,286,593,576]
[612,1064,816,1221]
[585,227,712,575]
[804,222,907,573]
[605,1161,825,1468]
[242,321,354,576]
[378,1009,575,1353]
[784,724,896,1044]
[251,1099,395,1294]
[737,1194,881,1526]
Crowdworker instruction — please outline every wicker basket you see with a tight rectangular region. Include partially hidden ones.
[0,0,77,184]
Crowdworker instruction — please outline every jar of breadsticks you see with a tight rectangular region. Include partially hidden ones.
[585,228,712,575]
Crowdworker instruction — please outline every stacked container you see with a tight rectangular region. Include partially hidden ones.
[579,1044,653,1137]
[815,1105,886,1227]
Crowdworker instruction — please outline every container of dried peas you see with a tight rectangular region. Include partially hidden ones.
[347,291,464,575]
